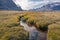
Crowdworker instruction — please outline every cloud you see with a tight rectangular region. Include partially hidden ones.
[13,0,60,10]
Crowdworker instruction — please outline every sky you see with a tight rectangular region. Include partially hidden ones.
[13,0,60,10]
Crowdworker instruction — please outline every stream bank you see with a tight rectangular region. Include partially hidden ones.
[20,21,47,40]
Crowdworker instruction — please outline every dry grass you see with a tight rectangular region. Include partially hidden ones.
[0,10,28,40]
[19,11,60,40]
[0,10,60,40]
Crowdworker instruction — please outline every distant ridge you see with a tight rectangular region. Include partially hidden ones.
[0,0,22,10]
[30,2,60,11]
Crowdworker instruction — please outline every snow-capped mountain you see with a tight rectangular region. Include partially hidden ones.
[30,2,60,11]
[0,0,22,10]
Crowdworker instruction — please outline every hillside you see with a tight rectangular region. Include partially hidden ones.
[30,2,60,11]
[0,0,22,10]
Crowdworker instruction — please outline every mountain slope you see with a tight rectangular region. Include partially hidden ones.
[0,0,22,10]
[30,2,60,11]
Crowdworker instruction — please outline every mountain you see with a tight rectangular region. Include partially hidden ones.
[30,2,60,11]
[0,0,22,10]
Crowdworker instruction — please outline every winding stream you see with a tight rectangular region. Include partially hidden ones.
[20,21,47,40]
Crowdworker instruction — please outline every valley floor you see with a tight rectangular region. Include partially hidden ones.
[0,10,60,40]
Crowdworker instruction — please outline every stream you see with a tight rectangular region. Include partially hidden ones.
[20,21,47,40]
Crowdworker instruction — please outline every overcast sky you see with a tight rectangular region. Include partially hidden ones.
[13,0,60,10]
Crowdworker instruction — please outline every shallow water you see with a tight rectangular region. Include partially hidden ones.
[20,21,47,40]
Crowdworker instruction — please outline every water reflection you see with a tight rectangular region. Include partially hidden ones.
[20,21,47,40]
